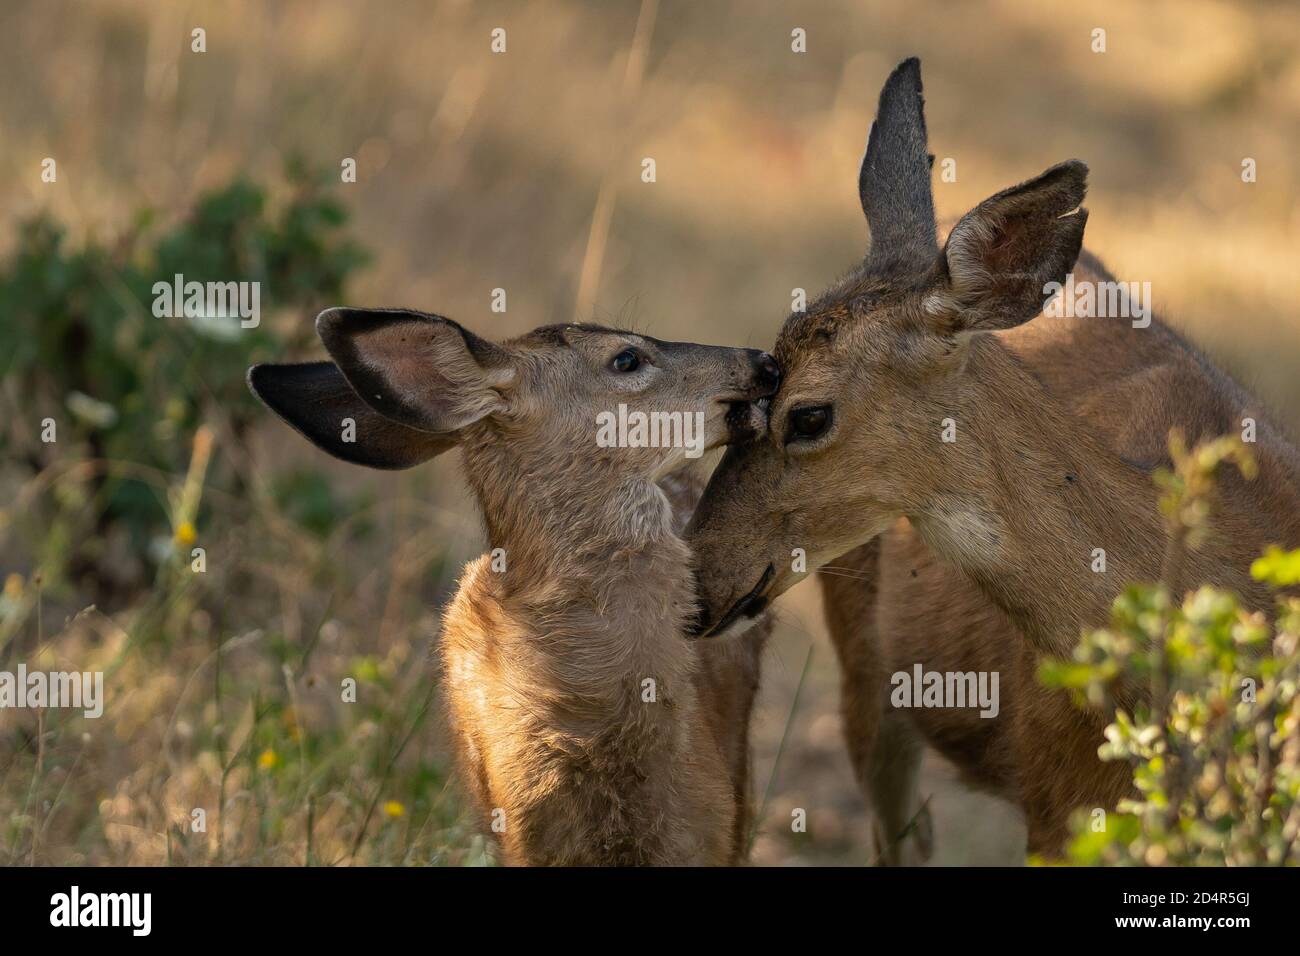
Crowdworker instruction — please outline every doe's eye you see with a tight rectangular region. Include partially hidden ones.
[611,348,642,373]
[788,405,831,442]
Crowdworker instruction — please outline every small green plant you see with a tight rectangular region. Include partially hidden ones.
[0,164,369,600]
[0,172,474,865]
[1042,433,1300,865]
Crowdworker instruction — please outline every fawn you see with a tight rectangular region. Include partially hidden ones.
[249,308,778,864]
[685,58,1300,859]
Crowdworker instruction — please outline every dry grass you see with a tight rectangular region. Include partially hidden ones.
[1,0,1297,865]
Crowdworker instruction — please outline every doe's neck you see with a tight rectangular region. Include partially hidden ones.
[909,334,1166,655]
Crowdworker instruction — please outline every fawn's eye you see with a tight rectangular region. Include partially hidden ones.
[787,405,832,443]
[610,348,642,373]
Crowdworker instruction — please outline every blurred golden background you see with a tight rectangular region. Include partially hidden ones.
[1,0,1297,865]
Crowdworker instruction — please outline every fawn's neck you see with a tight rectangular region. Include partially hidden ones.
[462,437,699,720]
[451,447,716,864]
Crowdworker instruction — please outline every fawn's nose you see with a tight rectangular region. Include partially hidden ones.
[751,352,781,396]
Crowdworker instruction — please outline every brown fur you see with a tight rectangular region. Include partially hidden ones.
[250,311,777,865]
[436,326,775,865]
[686,61,1300,859]
[441,456,771,865]
[819,251,1300,855]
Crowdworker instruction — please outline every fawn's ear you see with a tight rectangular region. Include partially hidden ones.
[315,307,515,433]
[930,160,1089,333]
[247,362,457,469]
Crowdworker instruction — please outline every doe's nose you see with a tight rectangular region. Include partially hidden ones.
[751,351,781,396]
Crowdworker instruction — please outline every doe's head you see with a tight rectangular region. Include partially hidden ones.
[687,57,1089,638]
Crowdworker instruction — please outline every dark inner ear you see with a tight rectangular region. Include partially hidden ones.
[940,160,1090,333]
[316,308,510,434]
[983,215,1033,274]
[247,362,456,470]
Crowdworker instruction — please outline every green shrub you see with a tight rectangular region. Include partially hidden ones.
[0,168,486,866]
[1042,435,1300,865]
[0,164,369,598]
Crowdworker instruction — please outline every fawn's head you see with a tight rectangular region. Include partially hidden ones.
[249,309,778,529]
[687,57,1089,637]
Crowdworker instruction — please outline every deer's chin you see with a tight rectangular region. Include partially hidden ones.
[703,614,768,643]
[688,562,775,639]
[694,404,751,455]
[648,449,699,482]
[719,400,768,445]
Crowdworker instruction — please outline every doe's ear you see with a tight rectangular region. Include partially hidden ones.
[932,160,1089,334]
[315,307,514,434]
[859,57,938,269]
[247,362,456,470]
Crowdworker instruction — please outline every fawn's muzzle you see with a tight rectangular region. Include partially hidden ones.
[745,351,781,398]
